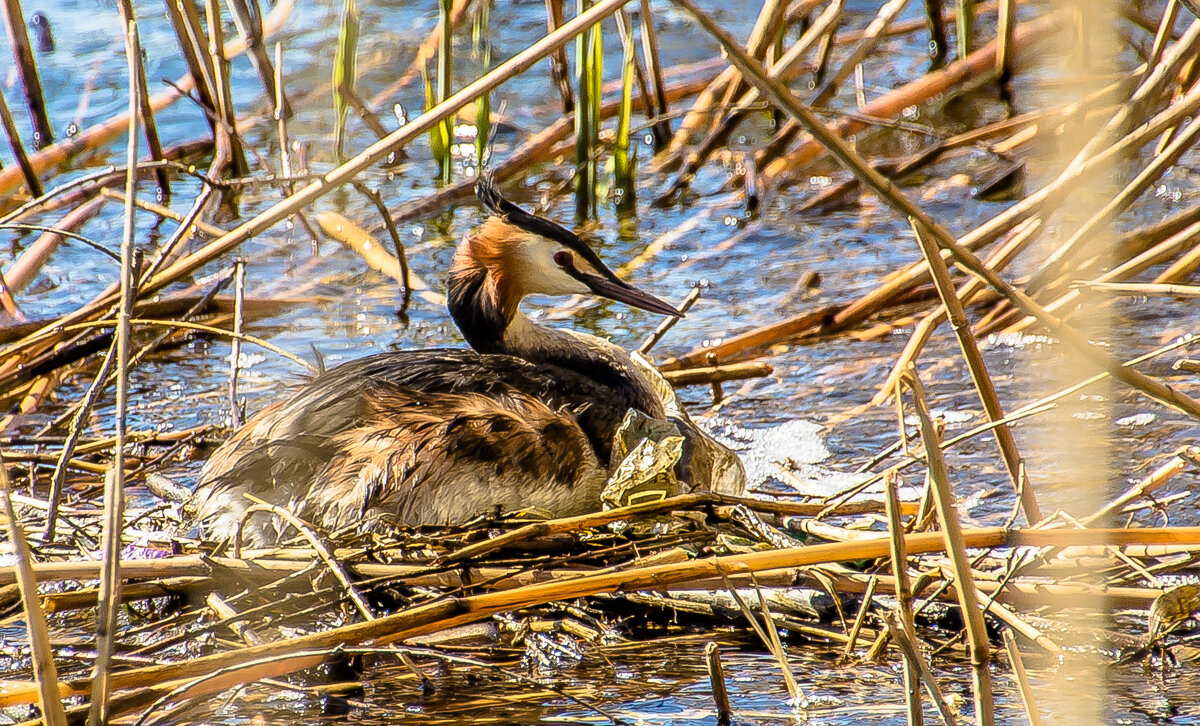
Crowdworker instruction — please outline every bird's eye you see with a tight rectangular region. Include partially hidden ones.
[553,251,572,268]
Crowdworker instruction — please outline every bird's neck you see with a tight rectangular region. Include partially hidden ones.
[447,263,663,417]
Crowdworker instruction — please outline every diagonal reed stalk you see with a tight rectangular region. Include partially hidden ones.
[910,220,1040,522]
[0,454,67,726]
[901,368,993,725]
[1,0,53,148]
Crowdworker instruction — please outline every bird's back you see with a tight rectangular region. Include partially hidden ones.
[191,349,642,543]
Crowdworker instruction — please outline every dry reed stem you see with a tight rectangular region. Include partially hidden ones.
[661,362,773,387]
[883,613,958,725]
[1002,629,1044,726]
[839,574,877,662]
[88,20,141,724]
[910,220,1039,522]
[5,526,1197,712]
[1028,66,1200,295]
[870,217,1043,407]
[902,368,992,725]
[1073,281,1200,298]
[678,0,1200,420]
[0,86,44,198]
[314,212,442,305]
[99,188,225,238]
[0,0,52,148]
[704,641,732,725]
[1083,445,1200,526]
[0,0,294,200]
[231,500,377,621]
[0,456,67,726]
[885,471,924,726]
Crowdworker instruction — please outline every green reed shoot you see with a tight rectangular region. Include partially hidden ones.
[435,0,454,182]
[613,12,636,214]
[333,0,358,161]
[574,0,602,219]
[422,61,450,175]
[957,0,974,58]
[473,0,491,170]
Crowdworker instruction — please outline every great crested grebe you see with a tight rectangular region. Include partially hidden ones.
[190,177,743,544]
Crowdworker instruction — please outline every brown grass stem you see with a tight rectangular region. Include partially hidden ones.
[883,613,958,725]
[910,219,1039,522]
[0,86,44,197]
[1002,630,1044,726]
[88,21,140,725]
[705,641,732,725]
[0,0,52,148]
[885,471,924,726]
[901,368,993,725]
[0,455,67,726]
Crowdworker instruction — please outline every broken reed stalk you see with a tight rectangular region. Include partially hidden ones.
[0,455,68,726]
[910,220,1039,522]
[901,368,993,726]
[88,19,140,726]
[839,574,877,662]
[1,0,52,148]
[671,0,1200,421]
[705,642,732,725]
[883,613,958,726]
[1002,630,1044,726]
[885,471,924,726]
[0,86,44,198]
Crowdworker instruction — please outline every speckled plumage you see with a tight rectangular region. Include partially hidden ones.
[190,178,711,545]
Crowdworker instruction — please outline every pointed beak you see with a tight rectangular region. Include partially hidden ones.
[579,272,683,318]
